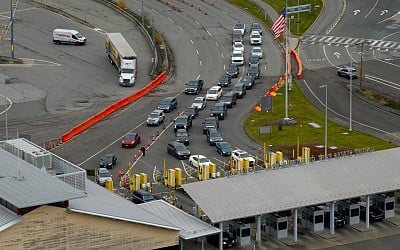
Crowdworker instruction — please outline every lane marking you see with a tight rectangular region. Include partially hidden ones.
[378,10,400,24]
[364,0,378,18]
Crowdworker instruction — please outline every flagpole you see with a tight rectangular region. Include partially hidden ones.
[284,0,289,119]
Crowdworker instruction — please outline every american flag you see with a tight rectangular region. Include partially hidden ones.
[271,8,286,40]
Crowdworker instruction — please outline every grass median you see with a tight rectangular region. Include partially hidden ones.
[245,82,395,157]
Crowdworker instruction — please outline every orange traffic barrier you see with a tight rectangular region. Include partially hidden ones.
[61,71,167,142]
[291,49,303,79]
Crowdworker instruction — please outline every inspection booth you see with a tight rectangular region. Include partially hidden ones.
[228,220,251,246]
[265,213,288,239]
[338,200,360,225]
[372,192,396,219]
[301,206,324,232]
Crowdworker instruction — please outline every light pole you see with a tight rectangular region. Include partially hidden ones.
[284,0,289,119]
[10,0,15,59]
[141,0,144,26]
[355,40,367,90]
[349,58,353,131]
[319,85,328,160]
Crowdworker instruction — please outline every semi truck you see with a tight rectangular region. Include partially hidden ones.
[105,33,137,86]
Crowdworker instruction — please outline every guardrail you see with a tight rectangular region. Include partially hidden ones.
[61,71,167,143]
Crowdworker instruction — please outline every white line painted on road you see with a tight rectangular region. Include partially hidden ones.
[178,25,183,31]
[206,30,212,37]
[199,60,202,67]
[365,75,400,90]
[197,75,201,80]
[322,45,337,68]
[168,17,174,23]
[364,0,378,18]
[190,39,194,44]
[216,42,219,48]
[195,20,201,26]
[378,10,400,24]
[196,49,199,55]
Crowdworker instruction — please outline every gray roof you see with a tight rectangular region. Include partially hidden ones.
[139,200,220,239]
[0,205,22,232]
[69,181,180,231]
[0,149,87,208]
[183,148,400,223]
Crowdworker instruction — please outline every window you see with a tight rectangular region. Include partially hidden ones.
[351,208,359,217]
[315,215,323,224]
[241,228,251,237]
[386,201,395,210]
[278,221,287,230]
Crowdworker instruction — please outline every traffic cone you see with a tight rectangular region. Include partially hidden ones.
[133,154,137,161]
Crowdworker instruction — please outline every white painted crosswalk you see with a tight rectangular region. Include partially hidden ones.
[301,35,400,52]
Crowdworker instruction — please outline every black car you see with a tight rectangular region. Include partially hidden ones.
[232,83,246,98]
[239,75,255,89]
[247,65,260,79]
[231,30,243,44]
[250,22,263,35]
[132,189,156,204]
[207,232,235,249]
[206,128,224,146]
[167,141,191,159]
[324,211,345,228]
[202,116,219,134]
[248,55,260,67]
[216,141,231,156]
[226,64,239,78]
[211,102,228,120]
[184,79,204,95]
[174,115,193,132]
[360,204,384,222]
[99,154,117,169]
[218,74,232,87]
[220,92,237,108]
[184,106,199,119]
[175,128,190,145]
[157,97,177,113]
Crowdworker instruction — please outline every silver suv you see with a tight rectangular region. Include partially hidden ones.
[337,66,357,79]
[146,110,165,126]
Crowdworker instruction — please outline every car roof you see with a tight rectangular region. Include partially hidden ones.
[194,96,205,100]
[176,128,187,133]
[210,86,221,90]
[234,83,245,87]
[98,168,110,173]
[152,109,164,114]
[169,141,184,146]
[163,97,175,101]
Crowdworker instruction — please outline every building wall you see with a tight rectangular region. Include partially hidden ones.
[0,205,179,249]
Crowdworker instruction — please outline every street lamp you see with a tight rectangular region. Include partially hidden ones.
[319,85,328,160]
[349,58,353,131]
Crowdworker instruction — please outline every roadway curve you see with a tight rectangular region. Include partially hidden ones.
[299,0,400,145]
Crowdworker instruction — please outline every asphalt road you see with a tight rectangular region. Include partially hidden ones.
[299,0,400,145]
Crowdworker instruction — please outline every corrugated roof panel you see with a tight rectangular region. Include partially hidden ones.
[0,205,22,232]
[139,200,220,239]
[0,149,87,208]
[69,181,180,231]
[183,148,400,223]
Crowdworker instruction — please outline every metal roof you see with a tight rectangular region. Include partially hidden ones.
[139,200,220,240]
[0,149,87,208]
[0,205,22,232]
[69,181,180,231]
[183,148,400,223]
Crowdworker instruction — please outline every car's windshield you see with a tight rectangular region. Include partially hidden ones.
[221,96,230,101]
[103,155,113,161]
[228,66,236,71]
[239,152,251,158]
[249,56,259,63]
[194,98,203,103]
[176,117,187,123]
[233,85,242,91]
[176,131,187,137]
[205,119,216,125]
[125,133,136,139]
[160,99,170,105]
[249,67,258,72]
[213,106,223,111]
[210,131,220,137]
[99,170,111,178]
[199,157,210,163]
[121,68,134,74]
[175,144,186,150]
[143,195,155,202]
[208,89,217,94]
[251,34,261,38]
[253,48,262,53]
[187,81,198,86]
[220,75,229,81]
[234,23,244,29]
[149,113,159,118]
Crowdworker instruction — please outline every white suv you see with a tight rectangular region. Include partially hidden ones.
[206,86,223,101]
[146,109,165,126]
[233,23,246,36]
[231,50,244,66]
[250,31,262,45]
[232,149,255,167]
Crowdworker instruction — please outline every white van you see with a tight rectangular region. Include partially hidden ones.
[52,29,86,45]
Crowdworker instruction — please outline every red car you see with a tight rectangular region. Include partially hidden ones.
[121,132,141,147]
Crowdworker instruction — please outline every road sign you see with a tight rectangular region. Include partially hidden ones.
[260,96,272,112]
[286,4,311,14]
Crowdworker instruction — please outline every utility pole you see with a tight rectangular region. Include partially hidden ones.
[10,0,15,59]
[359,41,364,89]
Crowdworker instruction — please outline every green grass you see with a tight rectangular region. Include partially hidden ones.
[245,82,395,152]
[228,0,396,154]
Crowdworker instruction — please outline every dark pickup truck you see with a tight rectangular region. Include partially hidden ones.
[185,80,204,95]
[132,189,155,204]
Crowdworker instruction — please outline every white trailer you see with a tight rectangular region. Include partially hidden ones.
[105,33,138,86]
